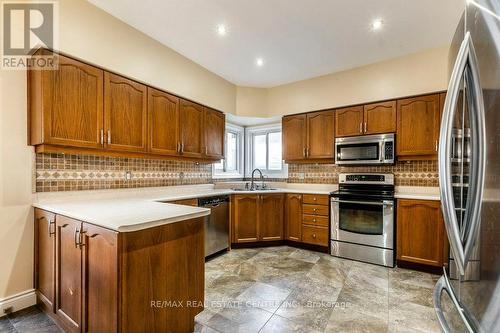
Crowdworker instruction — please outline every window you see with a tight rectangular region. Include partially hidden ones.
[213,123,244,178]
[246,123,288,178]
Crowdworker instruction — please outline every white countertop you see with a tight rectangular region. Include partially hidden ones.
[33,183,440,232]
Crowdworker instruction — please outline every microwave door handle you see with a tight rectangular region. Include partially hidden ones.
[439,32,471,276]
[462,34,486,263]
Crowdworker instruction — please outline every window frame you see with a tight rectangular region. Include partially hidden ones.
[212,123,245,178]
[245,123,288,178]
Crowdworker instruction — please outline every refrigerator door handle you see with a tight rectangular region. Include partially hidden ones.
[462,33,486,267]
[439,32,485,276]
[433,269,479,333]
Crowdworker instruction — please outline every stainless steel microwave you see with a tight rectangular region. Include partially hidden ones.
[335,133,395,165]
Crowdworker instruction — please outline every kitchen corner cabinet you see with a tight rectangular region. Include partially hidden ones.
[397,94,441,159]
[203,107,225,159]
[396,199,448,267]
[104,73,148,152]
[34,208,204,333]
[285,194,302,242]
[232,194,284,243]
[282,110,335,162]
[28,49,225,162]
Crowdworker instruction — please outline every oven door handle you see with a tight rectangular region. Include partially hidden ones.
[331,199,393,206]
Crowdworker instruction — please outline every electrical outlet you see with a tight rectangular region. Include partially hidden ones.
[125,171,132,181]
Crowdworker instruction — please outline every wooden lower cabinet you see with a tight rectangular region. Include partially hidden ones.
[260,195,284,241]
[285,194,302,242]
[396,199,448,267]
[232,194,284,243]
[35,209,204,332]
[35,209,56,312]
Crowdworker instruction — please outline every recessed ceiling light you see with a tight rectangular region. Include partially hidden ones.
[216,24,227,36]
[256,58,264,67]
[371,19,383,30]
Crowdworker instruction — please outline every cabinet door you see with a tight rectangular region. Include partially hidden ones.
[259,194,284,241]
[148,88,179,156]
[82,223,118,333]
[307,110,335,159]
[35,209,56,312]
[285,194,302,242]
[104,72,148,152]
[282,115,307,161]
[179,100,204,158]
[232,195,259,243]
[204,108,225,159]
[56,216,83,333]
[42,53,104,149]
[363,101,396,134]
[396,199,446,267]
[397,94,440,158]
[335,106,363,137]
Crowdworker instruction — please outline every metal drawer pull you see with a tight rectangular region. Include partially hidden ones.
[74,227,80,248]
[312,234,317,239]
[48,219,55,236]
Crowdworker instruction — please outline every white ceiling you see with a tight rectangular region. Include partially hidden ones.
[87,0,464,87]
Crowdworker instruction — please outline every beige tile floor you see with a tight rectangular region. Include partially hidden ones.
[195,246,441,333]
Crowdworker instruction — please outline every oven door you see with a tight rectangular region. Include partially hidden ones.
[331,197,394,249]
[335,142,382,165]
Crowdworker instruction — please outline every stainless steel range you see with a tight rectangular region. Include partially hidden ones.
[330,173,395,267]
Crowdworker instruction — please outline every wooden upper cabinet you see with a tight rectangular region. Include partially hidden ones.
[56,215,83,333]
[148,88,179,156]
[397,199,447,267]
[282,114,307,161]
[35,209,56,312]
[179,100,204,158]
[285,194,302,242]
[397,94,440,158]
[104,72,147,153]
[259,194,284,241]
[335,106,364,137]
[363,101,396,135]
[232,195,260,243]
[204,108,225,159]
[307,110,335,159]
[29,52,104,149]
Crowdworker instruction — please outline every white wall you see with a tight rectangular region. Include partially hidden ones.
[0,69,34,301]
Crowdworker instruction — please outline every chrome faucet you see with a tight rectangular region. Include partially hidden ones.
[250,168,264,190]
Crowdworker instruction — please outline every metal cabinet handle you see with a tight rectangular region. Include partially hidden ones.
[100,129,104,145]
[313,197,317,201]
[364,122,367,133]
[433,269,478,333]
[48,219,55,236]
[439,32,486,276]
[312,234,317,239]
[303,147,306,158]
[74,227,80,248]
[359,123,362,133]
[181,143,184,153]
[79,229,86,248]
[107,130,111,144]
[313,218,317,222]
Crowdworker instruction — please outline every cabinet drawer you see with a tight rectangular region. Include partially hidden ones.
[301,225,329,246]
[303,194,329,205]
[302,214,329,227]
[303,204,329,216]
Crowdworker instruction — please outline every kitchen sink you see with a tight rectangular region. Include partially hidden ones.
[232,188,278,191]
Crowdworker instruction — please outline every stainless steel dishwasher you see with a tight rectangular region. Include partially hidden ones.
[198,196,229,257]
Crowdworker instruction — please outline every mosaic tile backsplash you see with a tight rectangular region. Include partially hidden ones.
[35,154,437,192]
[35,153,212,192]
[288,160,438,187]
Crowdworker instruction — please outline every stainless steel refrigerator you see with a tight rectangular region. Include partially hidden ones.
[434,0,500,332]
